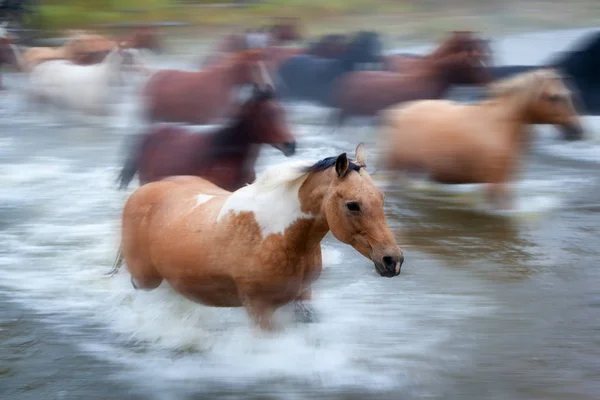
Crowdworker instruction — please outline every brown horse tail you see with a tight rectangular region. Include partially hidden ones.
[105,245,123,277]
[116,133,150,190]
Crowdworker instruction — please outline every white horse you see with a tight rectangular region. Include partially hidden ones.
[28,47,146,116]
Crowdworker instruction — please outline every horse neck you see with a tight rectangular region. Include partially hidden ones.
[404,61,455,99]
[482,93,538,147]
[203,117,256,161]
[281,169,335,251]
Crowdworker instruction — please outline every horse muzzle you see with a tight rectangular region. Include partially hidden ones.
[560,121,584,141]
[273,141,296,157]
[373,253,404,278]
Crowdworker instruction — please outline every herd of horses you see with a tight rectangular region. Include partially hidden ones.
[2,19,599,331]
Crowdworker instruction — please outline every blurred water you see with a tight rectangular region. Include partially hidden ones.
[1,28,600,400]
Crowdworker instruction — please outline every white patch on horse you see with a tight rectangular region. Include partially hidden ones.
[193,194,214,208]
[217,159,317,237]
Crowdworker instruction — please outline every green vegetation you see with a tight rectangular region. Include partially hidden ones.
[31,0,406,32]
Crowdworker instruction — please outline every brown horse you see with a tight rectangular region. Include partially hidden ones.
[330,49,492,125]
[201,20,302,69]
[383,31,493,73]
[379,69,584,210]
[111,143,404,331]
[143,49,272,125]
[117,84,296,192]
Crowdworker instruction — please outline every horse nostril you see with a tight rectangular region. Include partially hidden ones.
[382,255,401,275]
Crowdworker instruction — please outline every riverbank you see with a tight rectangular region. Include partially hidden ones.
[36,0,600,47]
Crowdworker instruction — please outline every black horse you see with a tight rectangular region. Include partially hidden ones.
[276,31,383,106]
[490,30,600,115]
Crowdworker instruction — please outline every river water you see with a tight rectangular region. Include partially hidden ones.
[1,28,600,400]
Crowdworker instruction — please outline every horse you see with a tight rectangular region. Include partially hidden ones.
[262,33,350,76]
[28,46,142,116]
[117,84,297,192]
[329,49,492,126]
[378,69,584,210]
[488,29,600,115]
[201,21,302,69]
[68,29,162,66]
[110,143,404,331]
[276,31,383,105]
[0,25,24,89]
[383,31,493,73]
[143,49,274,125]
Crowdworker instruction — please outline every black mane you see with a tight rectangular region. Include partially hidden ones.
[304,156,362,173]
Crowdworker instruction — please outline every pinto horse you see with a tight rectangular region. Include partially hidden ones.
[143,49,273,125]
[489,29,600,115]
[110,144,404,331]
[117,84,297,192]
[276,31,383,105]
[329,49,492,125]
[379,69,584,210]
[383,31,493,73]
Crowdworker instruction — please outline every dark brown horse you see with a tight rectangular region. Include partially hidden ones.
[264,33,350,73]
[117,84,297,192]
[143,49,272,125]
[383,31,493,73]
[330,49,492,125]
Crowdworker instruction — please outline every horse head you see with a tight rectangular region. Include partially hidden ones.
[490,69,585,141]
[305,144,404,277]
[235,83,296,156]
[438,48,493,86]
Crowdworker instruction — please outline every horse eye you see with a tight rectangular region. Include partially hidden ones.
[346,201,361,212]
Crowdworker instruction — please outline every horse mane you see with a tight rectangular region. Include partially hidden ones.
[248,155,362,192]
[488,68,563,99]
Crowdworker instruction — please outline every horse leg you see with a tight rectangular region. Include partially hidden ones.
[244,297,279,332]
[486,158,514,211]
[293,288,318,323]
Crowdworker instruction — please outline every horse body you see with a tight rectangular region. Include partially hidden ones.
[143,50,269,125]
[119,84,296,191]
[117,145,403,330]
[380,69,584,209]
[331,50,491,121]
[28,48,133,115]
[276,31,383,105]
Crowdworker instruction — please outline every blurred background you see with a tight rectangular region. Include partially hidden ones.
[1,1,600,400]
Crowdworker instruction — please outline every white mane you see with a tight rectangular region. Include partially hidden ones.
[216,159,318,237]
[250,159,317,192]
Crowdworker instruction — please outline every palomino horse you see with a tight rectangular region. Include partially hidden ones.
[379,69,584,210]
[329,49,492,125]
[117,84,297,192]
[28,47,143,116]
[111,144,404,331]
[383,31,493,73]
[489,30,600,115]
[143,49,273,125]
[276,31,383,105]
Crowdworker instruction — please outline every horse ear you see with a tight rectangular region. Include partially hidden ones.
[355,142,367,167]
[335,153,349,178]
